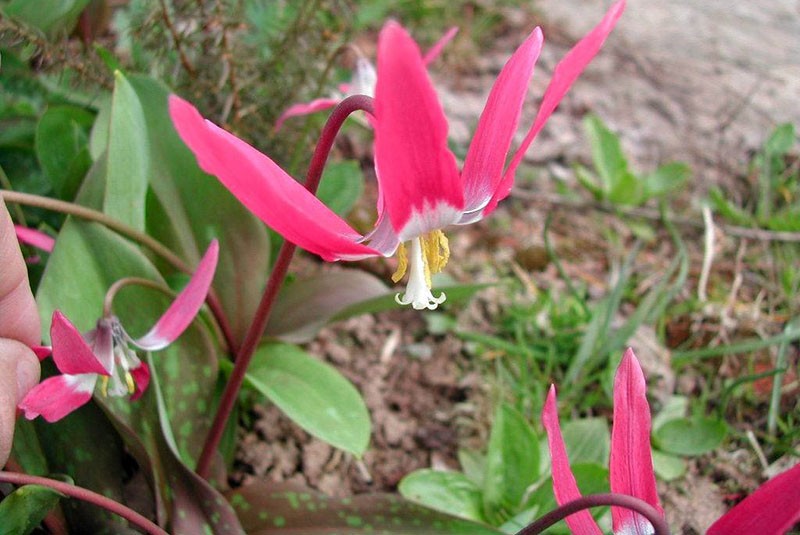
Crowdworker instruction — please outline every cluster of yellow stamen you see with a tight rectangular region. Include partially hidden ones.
[99,372,136,397]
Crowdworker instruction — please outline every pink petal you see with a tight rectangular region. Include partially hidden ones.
[134,240,218,350]
[460,27,543,216]
[14,225,55,253]
[707,462,800,535]
[541,385,603,534]
[274,97,340,132]
[610,349,663,534]
[485,0,626,215]
[169,95,379,262]
[50,311,108,375]
[422,26,459,65]
[374,21,463,240]
[18,373,97,422]
[31,345,52,360]
[129,362,150,401]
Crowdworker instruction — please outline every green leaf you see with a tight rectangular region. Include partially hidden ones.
[584,114,630,196]
[2,0,90,37]
[104,71,149,231]
[561,418,610,467]
[765,123,796,156]
[652,450,686,481]
[316,160,365,216]
[652,396,688,434]
[399,469,486,523]
[35,105,94,200]
[265,269,389,343]
[245,343,370,457]
[458,448,486,488]
[607,170,643,206]
[482,404,539,522]
[574,164,605,201]
[654,416,728,456]
[226,482,505,534]
[0,484,65,535]
[708,187,755,226]
[642,162,691,199]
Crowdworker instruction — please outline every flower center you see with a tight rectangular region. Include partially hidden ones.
[392,229,450,310]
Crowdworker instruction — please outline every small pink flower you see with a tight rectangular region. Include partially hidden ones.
[13,225,55,253]
[170,2,624,309]
[274,26,458,131]
[19,241,219,422]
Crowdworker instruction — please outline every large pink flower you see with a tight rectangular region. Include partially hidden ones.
[274,26,459,131]
[170,2,624,309]
[19,241,219,422]
[542,348,800,535]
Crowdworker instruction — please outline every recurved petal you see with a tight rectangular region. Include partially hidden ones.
[422,26,459,65]
[460,27,542,215]
[610,349,662,534]
[541,386,603,534]
[13,225,55,253]
[18,373,98,422]
[485,0,626,216]
[50,311,108,375]
[169,95,379,262]
[134,240,219,351]
[274,97,340,131]
[707,463,800,535]
[129,362,150,401]
[374,21,462,240]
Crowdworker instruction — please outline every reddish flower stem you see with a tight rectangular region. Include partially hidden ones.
[0,471,168,535]
[516,492,670,535]
[194,95,376,479]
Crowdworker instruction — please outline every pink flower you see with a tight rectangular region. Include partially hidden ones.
[542,348,800,535]
[274,26,459,131]
[18,241,219,422]
[169,2,624,309]
[14,225,55,253]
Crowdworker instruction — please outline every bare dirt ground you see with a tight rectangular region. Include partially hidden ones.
[232,2,800,532]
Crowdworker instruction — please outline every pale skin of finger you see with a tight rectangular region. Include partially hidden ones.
[0,198,42,466]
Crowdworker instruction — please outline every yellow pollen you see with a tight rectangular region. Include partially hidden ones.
[391,242,408,283]
[125,372,136,394]
[421,230,450,279]
[100,376,109,397]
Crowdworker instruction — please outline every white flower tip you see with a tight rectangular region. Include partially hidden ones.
[395,290,446,310]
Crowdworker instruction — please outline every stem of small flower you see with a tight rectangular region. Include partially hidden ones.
[0,471,169,535]
[515,492,671,535]
[194,94,375,479]
[0,189,237,354]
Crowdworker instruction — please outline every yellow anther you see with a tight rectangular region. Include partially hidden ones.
[421,230,450,276]
[391,242,408,283]
[100,376,109,397]
[125,372,136,394]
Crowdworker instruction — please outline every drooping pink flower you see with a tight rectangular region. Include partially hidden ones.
[19,240,219,422]
[14,225,55,253]
[170,2,624,309]
[274,26,459,131]
[542,348,800,535]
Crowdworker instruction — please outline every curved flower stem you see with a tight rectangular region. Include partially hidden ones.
[515,493,671,535]
[0,471,169,535]
[194,94,376,479]
[0,189,236,354]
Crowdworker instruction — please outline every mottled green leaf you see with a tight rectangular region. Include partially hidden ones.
[245,343,370,457]
[226,482,504,534]
[34,105,94,200]
[0,484,64,535]
[399,469,486,523]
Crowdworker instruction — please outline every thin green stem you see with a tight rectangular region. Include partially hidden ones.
[0,471,168,535]
[1,189,237,354]
[194,94,375,479]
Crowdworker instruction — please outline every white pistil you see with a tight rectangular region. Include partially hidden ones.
[395,237,446,310]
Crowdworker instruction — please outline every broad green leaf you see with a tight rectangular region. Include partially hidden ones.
[765,123,796,156]
[10,418,49,477]
[652,450,686,481]
[458,448,486,488]
[125,74,270,344]
[226,482,504,534]
[561,418,610,467]
[245,343,370,457]
[265,269,389,343]
[2,0,90,37]
[654,416,728,456]
[584,114,629,196]
[642,162,691,199]
[35,105,94,200]
[608,170,643,206]
[104,71,149,231]
[317,160,365,216]
[0,484,64,535]
[652,396,688,434]
[399,469,486,523]
[482,404,539,523]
